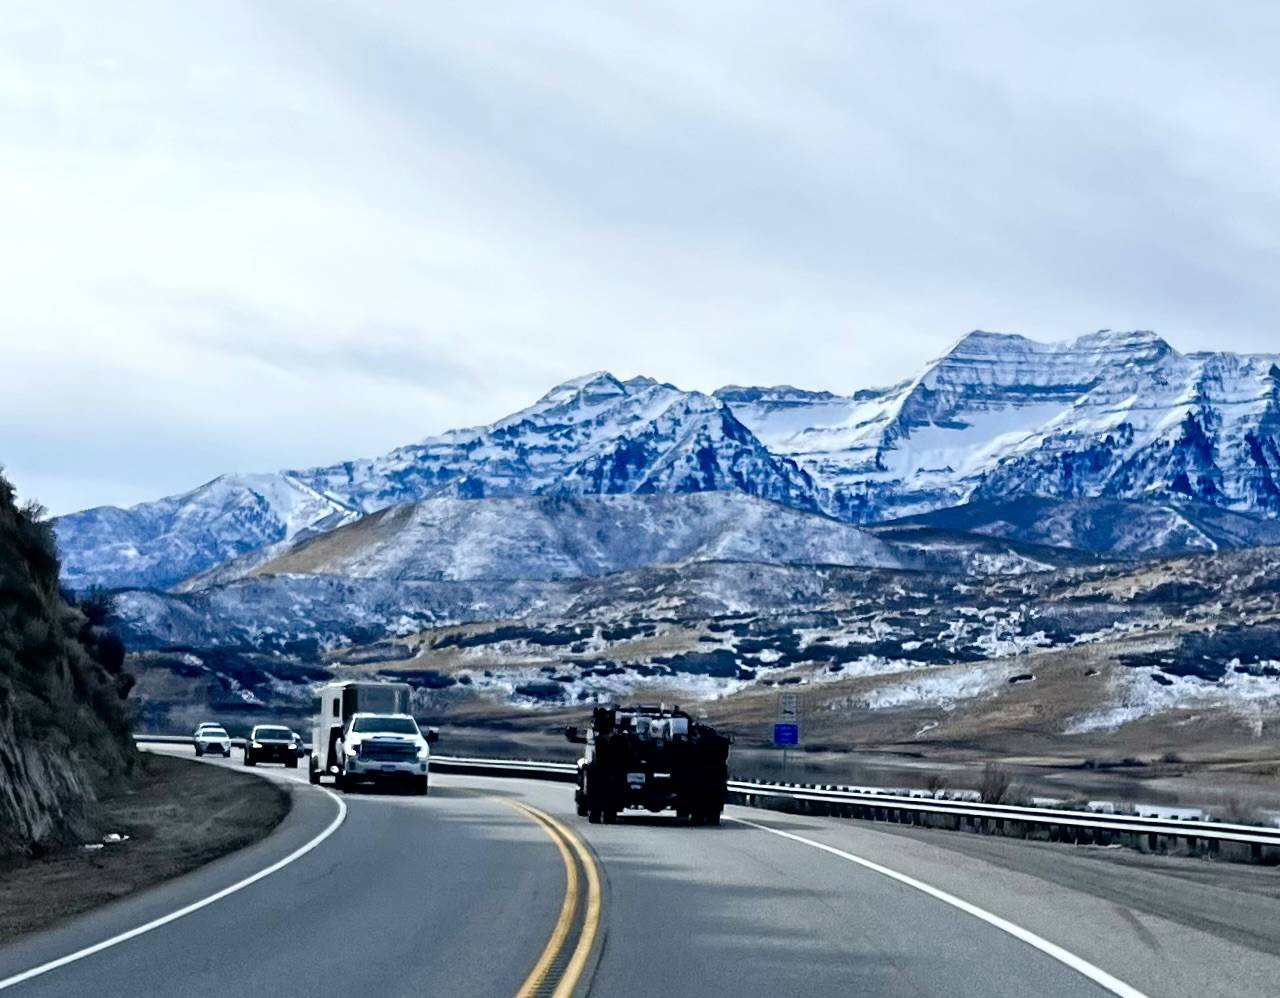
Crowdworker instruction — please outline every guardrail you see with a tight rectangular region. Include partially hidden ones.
[134,736,1280,860]
[137,733,243,745]
[726,780,1280,857]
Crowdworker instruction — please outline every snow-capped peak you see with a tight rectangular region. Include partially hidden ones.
[54,331,1280,591]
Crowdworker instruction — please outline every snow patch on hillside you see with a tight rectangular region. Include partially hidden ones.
[859,664,1016,710]
[1065,661,1280,734]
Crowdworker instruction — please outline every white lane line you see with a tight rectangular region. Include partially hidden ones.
[730,816,1149,998]
[0,774,347,991]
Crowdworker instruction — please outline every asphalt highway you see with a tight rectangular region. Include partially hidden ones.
[2,747,1277,997]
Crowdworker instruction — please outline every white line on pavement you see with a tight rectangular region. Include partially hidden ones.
[0,772,347,991]
[731,815,1149,998]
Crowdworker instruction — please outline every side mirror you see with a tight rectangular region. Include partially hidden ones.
[425,727,439,744]
[565,725,588,744]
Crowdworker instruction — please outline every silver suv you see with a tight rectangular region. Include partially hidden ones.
[193,723,231,757]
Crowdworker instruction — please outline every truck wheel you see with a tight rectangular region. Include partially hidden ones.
[705,810,722,826]
[244,752,255,766]
[602,810,618,824]
[335,771,349,793]
[588,809,602,824]
[416,776,429,796]
[286,758,298,769]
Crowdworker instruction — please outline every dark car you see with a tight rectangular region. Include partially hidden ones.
[244,724,300,768]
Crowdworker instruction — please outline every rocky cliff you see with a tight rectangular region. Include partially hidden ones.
[0,473,135,855]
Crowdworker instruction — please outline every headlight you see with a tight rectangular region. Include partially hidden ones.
[343,744,357,756]
[251,741,263,748]
[417,744,429,759]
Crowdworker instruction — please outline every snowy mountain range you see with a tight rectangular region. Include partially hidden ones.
[721,329,1280,520]
[55,330,1280,590]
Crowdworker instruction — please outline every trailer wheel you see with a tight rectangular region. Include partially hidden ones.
[308,763,320,785]
[705,810,722,826]
[602,810,618,824]
[588,809,602,824]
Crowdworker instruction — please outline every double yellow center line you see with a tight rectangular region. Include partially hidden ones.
[504,799,602,998]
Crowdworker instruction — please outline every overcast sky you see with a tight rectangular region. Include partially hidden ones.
[3,2,1279,515]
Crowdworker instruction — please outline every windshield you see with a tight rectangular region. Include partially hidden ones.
[201,728,227,737]
[352,716,419,735]
[254,727,292,739]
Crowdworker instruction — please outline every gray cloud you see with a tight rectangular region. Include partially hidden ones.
[2,1,1278,513]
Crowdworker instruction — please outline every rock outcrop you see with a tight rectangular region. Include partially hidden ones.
[0,473,135,855]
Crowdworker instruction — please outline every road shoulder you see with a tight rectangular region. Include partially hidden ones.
[0,752,289,943]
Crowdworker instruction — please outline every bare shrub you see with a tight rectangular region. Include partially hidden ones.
[979,763,1013,805]
[1214,797,1270,827]
[925,773,948,797]
[1005,784,1036,807]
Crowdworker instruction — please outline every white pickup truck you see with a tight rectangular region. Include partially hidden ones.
[334,712,436,794]
[309,681,438,794]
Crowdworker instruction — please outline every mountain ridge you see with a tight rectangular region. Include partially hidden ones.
[55,329,1280,590]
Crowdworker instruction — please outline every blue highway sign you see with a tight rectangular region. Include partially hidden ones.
[773,723,799,746]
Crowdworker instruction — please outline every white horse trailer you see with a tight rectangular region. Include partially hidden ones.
[309,680,413,783]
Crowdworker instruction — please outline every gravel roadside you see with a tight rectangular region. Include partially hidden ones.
[0,753,289,942]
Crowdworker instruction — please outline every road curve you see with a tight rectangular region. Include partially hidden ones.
[3,748,1278,997]
[0,751,567,997]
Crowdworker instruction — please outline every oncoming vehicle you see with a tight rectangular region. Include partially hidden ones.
[244,725,299,768]
[193,723,231,757]
[334,713,436,794]
[309,681,438,794]
[566,704,731,825]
